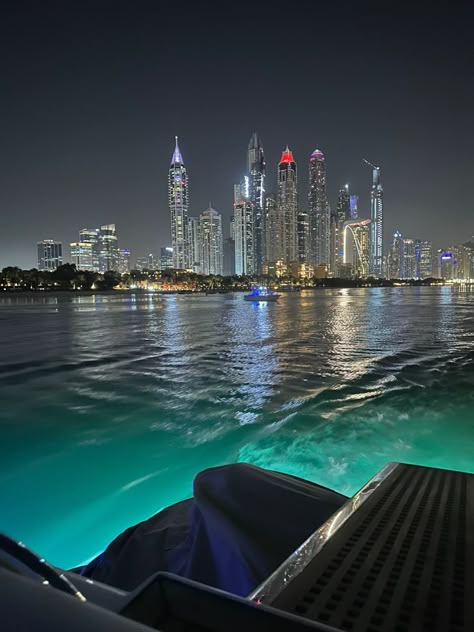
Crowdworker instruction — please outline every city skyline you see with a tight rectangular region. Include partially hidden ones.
[1,2,473,268]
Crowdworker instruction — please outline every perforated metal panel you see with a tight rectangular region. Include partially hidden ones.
[269,464,474,632]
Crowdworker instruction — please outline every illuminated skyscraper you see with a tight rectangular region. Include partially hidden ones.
[365,161,383,276]
[343,219,370,277]
[169,136,189,269]
[297,211,309,263]
[308,149,330,266]
[350,195,359,219]
[402,239,416,279]
[278,147,298,264]
[199,206,223,276]
[234,197,254,275]
[333,184,351,274]
[70,242,94,270]
[98,224,119,272]
[247,133,265,274]
[160,247,173,270]
[79,228,100,271]
[389,231,403,278]
[264,193,283,264]
[37,240,62,271]
[188,216,200,272]
[415,240,433,279]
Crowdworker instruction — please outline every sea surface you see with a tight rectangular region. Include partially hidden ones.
[1,287,473,569]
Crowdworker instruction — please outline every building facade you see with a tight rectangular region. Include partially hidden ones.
[247,133,266,274]
[188,216,200,273]
[169,137,189,269]
[278,147,298,264]
[199,206,223,276]
[389,231,404,278]
[234,199,254,275]
[368,163,384,276]
[160,247,173,271]
[343,219,370,277]
[37,240,63,271]
[415,240,433,279]
[98,224,119,272]
[70,242,94,270]
[308,149,330,267]
[264,193,283,264]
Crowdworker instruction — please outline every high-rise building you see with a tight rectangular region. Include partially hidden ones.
[264,193,283,264]
[297,211,309,263]
[160,247,173,271]
[350,195,359,219]
[342,219,370,277]
[169,136,189,269]
[329,211,338,275]
[278,147,298,264]
[333,184,351,274]
[415,240,433,279]
[223,237,235,276]
[188,216,200,273]
[388,231,403,278]
[366,162,384,276]
[247,133,266,274]
[37,240,62,271]
[98,224,119,272]
[402,239,416,279]
[234,198,254,275]
[308,149,330,267]
[79,228,100,271]
[199,206,223,276]
[70,242,94,270]
[117,248,131,274]
[437,251,456,279]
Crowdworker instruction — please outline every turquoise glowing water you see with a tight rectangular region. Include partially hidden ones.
[1,288,473,569]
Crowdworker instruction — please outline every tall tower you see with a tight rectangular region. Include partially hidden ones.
[277,147,298,265]
[168,136,189,269]
[199,206,223,276]
[308,149,330,266]
[333,184,351,274]
[247,133,266,274]
[365,160,383,276]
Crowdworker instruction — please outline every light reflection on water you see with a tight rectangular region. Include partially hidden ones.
[0,287,473,567]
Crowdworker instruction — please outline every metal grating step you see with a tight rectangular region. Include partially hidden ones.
[268,464,474,632]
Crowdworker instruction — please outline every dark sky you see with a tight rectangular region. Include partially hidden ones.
[1,0,473,268]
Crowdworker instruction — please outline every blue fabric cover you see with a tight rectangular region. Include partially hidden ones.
[79,463,347,596]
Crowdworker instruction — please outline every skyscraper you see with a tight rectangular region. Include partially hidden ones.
[349,195,359,219]
[264,193,283,264]
[333,184,351,274]
[247,133,266,274]
[188,216,200,272]
[169,136,189,269]
[389,231,403,278]
[297,211,309,263]
[37,240,62,271]
[415,240,433,279]
[365,161,383,276]
[402,239,416,279]
[160,247,173,271]
[79,228,100,271]
[343,219,371,277]
[234,198,254,275]
[199,206,223,276]
[308,149,330,267]
[277,147,298,264]
[70,241,94,270]
[98,224,119,272]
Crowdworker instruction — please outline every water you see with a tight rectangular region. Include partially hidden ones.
[1,287,473,569]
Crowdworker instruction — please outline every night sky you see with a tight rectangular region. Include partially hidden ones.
[1,1,473,268]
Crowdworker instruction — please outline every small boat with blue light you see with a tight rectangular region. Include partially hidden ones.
[244,287,281,302]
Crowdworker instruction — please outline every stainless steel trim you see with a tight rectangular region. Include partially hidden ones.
[248,461,400,603]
